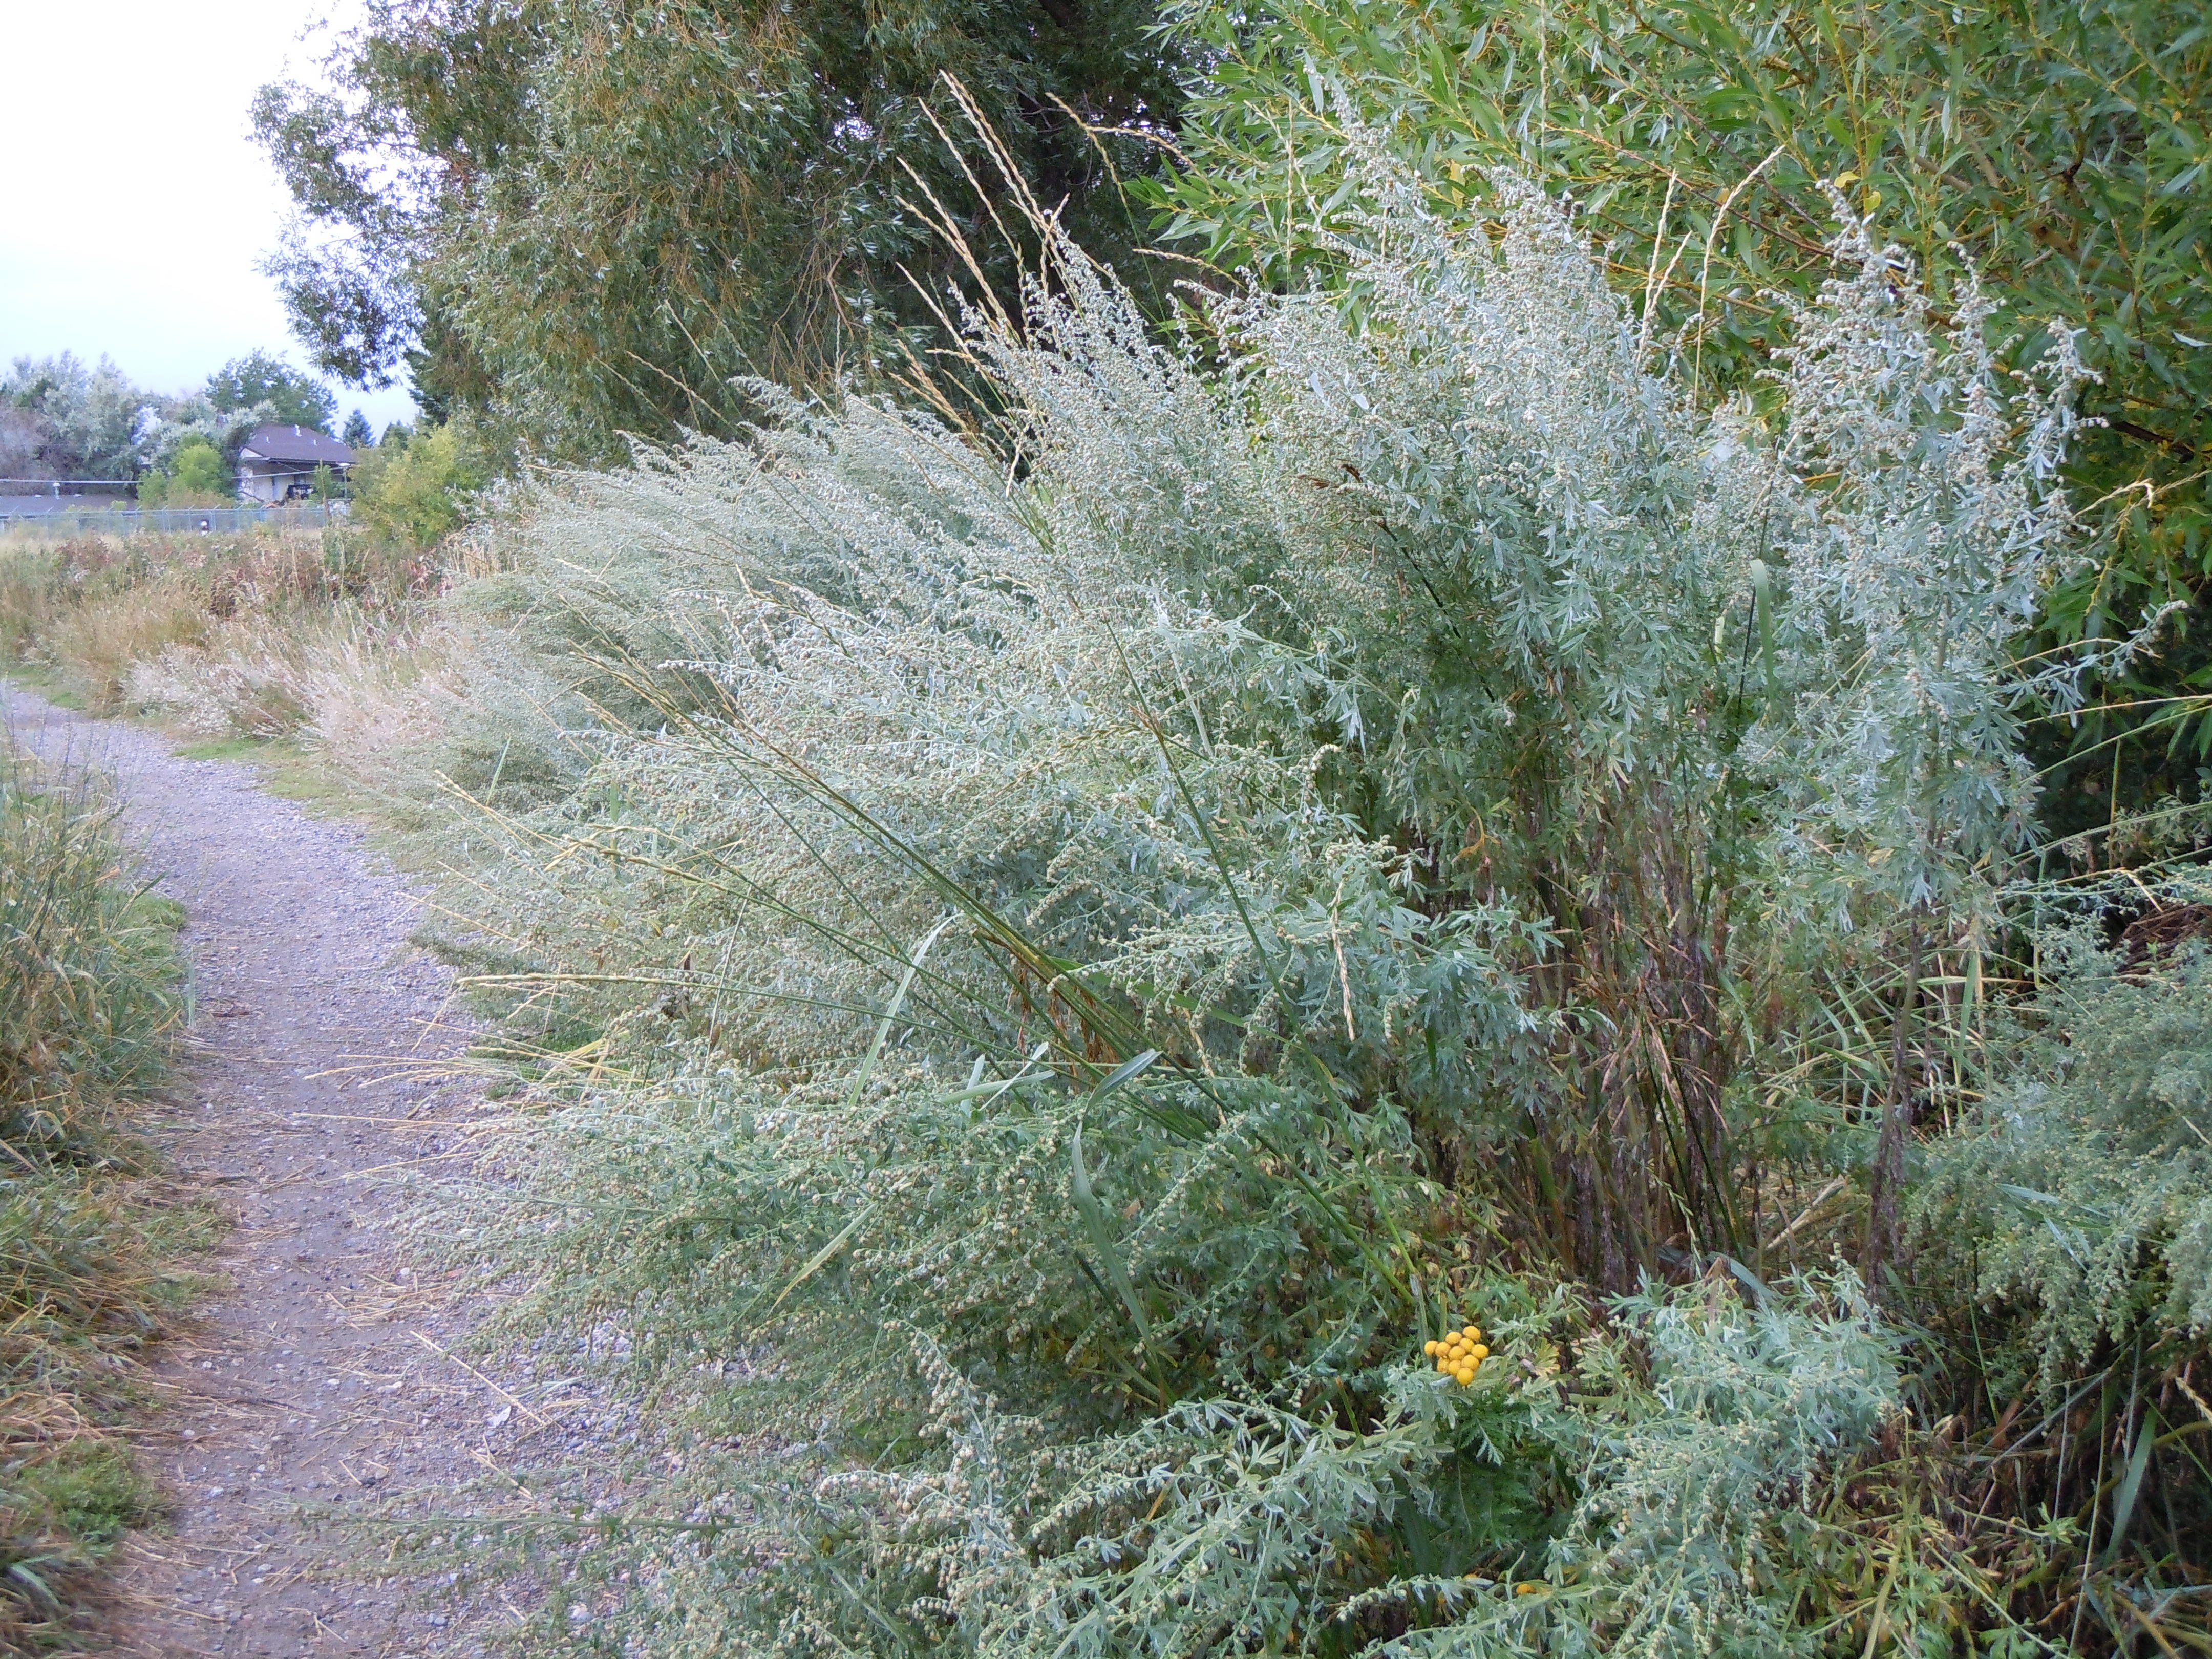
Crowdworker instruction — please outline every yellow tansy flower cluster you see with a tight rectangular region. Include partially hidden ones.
[1424,1324,1488,1385]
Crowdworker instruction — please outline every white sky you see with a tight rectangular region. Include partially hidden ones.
[0,1,416,434]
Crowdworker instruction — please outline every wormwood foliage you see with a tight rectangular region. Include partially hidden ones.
[1153,0,2211,814]
[412,164,2110,1650]
[1922,937,2212,1378]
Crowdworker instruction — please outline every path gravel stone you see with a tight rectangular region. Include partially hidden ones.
[2,687,561,1657]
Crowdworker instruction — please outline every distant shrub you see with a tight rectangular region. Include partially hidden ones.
[348,424,478,549]
[136,437,231,508]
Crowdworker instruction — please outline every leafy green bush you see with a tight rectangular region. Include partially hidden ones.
[392,164,2142,1651]
[137,438,232,508]
[166,438,228,501]
[347,423,479,549]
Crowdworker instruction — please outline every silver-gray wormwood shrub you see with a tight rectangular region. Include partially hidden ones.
[408,158,2095,1655]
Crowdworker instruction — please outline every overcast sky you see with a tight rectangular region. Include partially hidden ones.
[0,1,416,433]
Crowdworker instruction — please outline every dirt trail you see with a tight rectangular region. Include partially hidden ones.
[4,687,559,1657]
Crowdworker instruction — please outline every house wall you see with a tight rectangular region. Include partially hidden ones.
[237,463,349,503]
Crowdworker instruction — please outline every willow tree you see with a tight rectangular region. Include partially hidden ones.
[255,0,1184,462]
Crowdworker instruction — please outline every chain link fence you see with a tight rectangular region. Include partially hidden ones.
[0,503,348,538]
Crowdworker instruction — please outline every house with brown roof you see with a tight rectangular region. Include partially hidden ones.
[236,424,354,503]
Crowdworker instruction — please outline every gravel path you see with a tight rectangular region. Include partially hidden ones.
[2,687,560,1657]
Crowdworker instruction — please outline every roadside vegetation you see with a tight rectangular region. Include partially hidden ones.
[20,177,2207,1653]
[0,422,478,791]
[1,0,2205,1650]
[0,750,205,1649]
[356,173,2208,1655]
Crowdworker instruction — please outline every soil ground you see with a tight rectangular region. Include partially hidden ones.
[3,686,584,1657]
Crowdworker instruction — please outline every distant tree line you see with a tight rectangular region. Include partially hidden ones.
[2,350,387,505]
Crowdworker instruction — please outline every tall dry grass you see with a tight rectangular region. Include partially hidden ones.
[3,532,331,710]
[0,749,203,1648]
[0,528,463,812]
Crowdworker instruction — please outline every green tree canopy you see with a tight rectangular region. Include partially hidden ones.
[254,0,1187,463]
[341,409,373,449]
[205,350,337,432]
[348,423,477,547]
[2,354,156,480]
